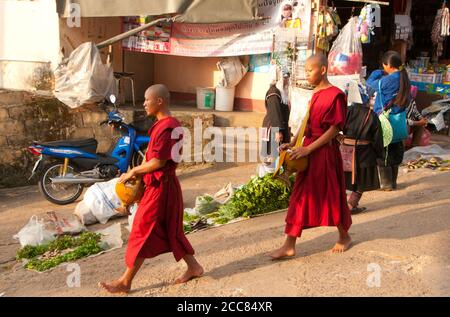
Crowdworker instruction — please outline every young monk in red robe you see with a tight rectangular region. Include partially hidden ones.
[99,84,203,293]
[270,54,352,260]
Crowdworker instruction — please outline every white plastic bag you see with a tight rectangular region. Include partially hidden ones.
[328,17,363,76]
[192,183,235,215]
[96,223,123,251]
[195,195,220,215]
[213,182,234,205]
[257,163,275,178]
[403,144,450,163]
[184,208,200,217]
[83,178,123,224]
[46,211,85,235]
[54,42,117,109]
[126,203,139,232]
[216,57,248,88]
[73,201,97,225]
[13,216,56,247]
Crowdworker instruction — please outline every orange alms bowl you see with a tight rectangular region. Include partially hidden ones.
[280,149,309,173]
[115,177,144,208]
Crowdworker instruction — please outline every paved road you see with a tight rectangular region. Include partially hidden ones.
[0,163,449,296]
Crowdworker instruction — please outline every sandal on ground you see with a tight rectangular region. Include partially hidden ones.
[350,206,367,214]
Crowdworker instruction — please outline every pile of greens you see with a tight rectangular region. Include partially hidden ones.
[17,232,104,272]
[183,173,295,231]
[216,173,293,223]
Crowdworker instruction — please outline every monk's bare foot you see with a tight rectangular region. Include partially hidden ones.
[331,236,352,253]
[269,246,296,260]
[98,280,130,294]
[174,265,204,284]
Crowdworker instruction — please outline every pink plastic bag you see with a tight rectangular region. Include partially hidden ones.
[328,17,363,76]
[405,128,431,148]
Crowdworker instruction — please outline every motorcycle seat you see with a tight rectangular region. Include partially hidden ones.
[35,138,98,154]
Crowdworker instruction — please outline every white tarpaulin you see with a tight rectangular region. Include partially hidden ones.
[403,144,450,163]
[54,42,117,109]
[57,0,258,23]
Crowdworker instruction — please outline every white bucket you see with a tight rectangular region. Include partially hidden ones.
[196,87,215,110]
[215,86,235,112]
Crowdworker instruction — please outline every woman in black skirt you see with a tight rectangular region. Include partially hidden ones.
[366,51,411,191]
[261,74,291,168]
[342,100,384,214]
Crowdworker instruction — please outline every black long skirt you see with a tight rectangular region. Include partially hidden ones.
[345,165,380,192]
[377,141,405,167]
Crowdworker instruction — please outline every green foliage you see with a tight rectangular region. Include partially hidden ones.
[16,232,104,272]
[217,173,293,224]
[16,245,48,260]
[183,223,192,234]
[183,213,201,223]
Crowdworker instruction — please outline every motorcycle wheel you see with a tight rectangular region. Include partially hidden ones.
[131,143,148,168]
[38,161,84,205]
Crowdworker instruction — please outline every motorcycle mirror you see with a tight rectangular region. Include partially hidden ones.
[110,94,116,104]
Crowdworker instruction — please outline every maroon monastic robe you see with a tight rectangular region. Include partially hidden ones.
[285,86,352,237]
[125,117,194,268]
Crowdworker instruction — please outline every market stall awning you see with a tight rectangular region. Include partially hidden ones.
[56,0,259,23]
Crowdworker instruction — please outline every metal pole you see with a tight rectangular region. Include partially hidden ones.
[340,0,390,6]
[96,17,168,49]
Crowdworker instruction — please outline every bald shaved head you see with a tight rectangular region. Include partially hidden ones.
[143,84,171,117]
[307,53,328,69]
[145,84,171,105]
[305,53,329,86]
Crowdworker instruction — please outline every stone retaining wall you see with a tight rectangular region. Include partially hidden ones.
[0,90,213,188]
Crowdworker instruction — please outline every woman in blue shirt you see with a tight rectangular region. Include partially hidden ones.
[366,51,411,191]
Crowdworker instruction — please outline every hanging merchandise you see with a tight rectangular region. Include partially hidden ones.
[432,4,450,62]
[328,17,363,76]
[326,6,341,37]
[357,4,377,44]
[316,6,341,52]
[316,10,328,51]
[373,4,381,27]
[394,15,412,41]
[273,29,297,76]
[441,7,450,37]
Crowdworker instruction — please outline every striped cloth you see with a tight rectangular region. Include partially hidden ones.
[406,100,423,126]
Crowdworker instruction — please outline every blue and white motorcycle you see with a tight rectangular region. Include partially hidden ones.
[28,95,149,205]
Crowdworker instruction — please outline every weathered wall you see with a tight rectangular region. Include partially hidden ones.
[0,90,114,187]
[154,55,269,112]
[0,90,212,188]
[0,0,60,90]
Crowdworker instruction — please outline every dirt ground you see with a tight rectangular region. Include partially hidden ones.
[0,145,449,297]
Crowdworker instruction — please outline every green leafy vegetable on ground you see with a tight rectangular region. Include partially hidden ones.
[182,173,295,232]
[183,213,201,223]
[217,173,294,223]
[16,232,104,272]
[183,223,192,234]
